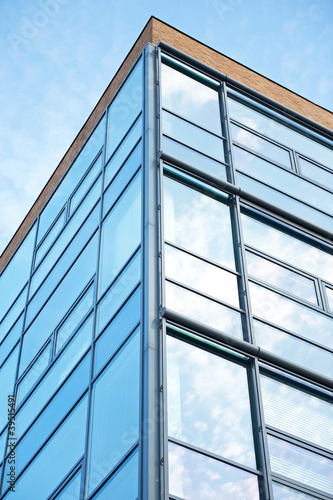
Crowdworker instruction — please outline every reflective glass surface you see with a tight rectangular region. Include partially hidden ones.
[0,346,19,430]
[37,115,105,243]
[106,58,143,160]
[253,320,333,378]
[99,173,141,297]
[0,427,7,465]
[91,449,138,499]
[0,223,36,321]
[326,286,333,312]
[267,434,333,496]
[169,442,259,499]
[95,289,141,375]
[35,209,66,267]
[163,136,227,180]
[163,110,225,162]
[55,470,81,500]
[5,396,88,500]
[162,63,222,135]
[299,156,333,191]
[97,250,141,335]
[231,123,291,168]
[261,375,333,451]
[70,154,102,215]
[165,244,239,307]
[166,281,243,338]
[249,282,333,349]
[87,331,140,495]
[164,176,235,270]
[273,482,322,500]
[0,314,23,368]
[16,341,51,405]
[0,285,27,344]
[245,250,318,305]
[241,212,333,283]
[167,336,256,468]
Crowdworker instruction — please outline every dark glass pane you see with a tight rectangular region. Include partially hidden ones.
[92,449,138,499]
[164,176,235,270]
[169,442,259,499]
[162,63,222,135]
[106,58,143,160]
[87,331,140,495]
[267,435,333,496]
[299,156,333,191]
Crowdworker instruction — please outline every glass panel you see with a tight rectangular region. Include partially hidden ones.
[95,289,141,375]
[86,331,140,495]
[0,285,27,344]
[169,442,259,500]
[273,482,322,499]
[267,434,333,496]
[166,281,243,338]
[241,212,333,284]
[37,115,106,242]
[70,154,103,215]
[55,470,81,499]
[253,320,333,379]
[164,176,235,270]
[162,63,222,135]
[30,198,100,297]
[326,286,333,312]
[249,282,333,349]
[0,314,23,368]
[103,141,142,218]
[234,147,333,217]
[228,97,333,169]
[99,173,141,297]
[163,110,225,162]
[35,209,66,267]
[16,316,92,439]
[56,283,94,353]
[165,244,239,307]
[0,346,19,430]
[163,136,227,180]
[231,123,291,169]
[299,156,333,191]
[0,223,36,322]
[16,341,51,405]
[104,116,142,189]
[91,449,138,499]
[13,353,90,478]
[167,336,256,468]
[245,251,318,305]
[4,396,88,500]
[97,250,141,336]
[261,375,333,452]
[20,233,98,375]
[0,427,7,464]
[106,58,143,160]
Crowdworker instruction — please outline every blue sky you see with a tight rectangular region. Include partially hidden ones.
[0,0,332,254]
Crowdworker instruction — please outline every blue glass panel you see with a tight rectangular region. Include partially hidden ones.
[0,285,27,344]
[163,136,227,180]
[97,251,141,335]
[20,234,98,375]
[16,341,51,405]
[7,353,90,479]
[254,320,333,379]
[106,58,143,160]
[103,141,142,218]
[70,154,103,215]
[163,110,225,163]
[55,470,81,499]
[3,396,88,500]
[0,223,36,322]
[169,442,259,499]
[0,346,19,430]
[16,315,92,439]
[30,200,100,297]
[0,314,23,368]
[99,173,141,297]
[162,63,222,135]
[273,482,322,499]
[92,449,139,499]
[104,116,142,189]
[86,330,140,495]
[95,287,141,375]
[0,427,7,465]
[299,156,333,191]
[37,115,106,243]
[35,208,66,267]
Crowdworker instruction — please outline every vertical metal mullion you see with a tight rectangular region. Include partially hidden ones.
[141,43,161,500]
[220,81,236,185]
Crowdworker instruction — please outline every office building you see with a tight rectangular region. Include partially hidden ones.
[0,16,332,499]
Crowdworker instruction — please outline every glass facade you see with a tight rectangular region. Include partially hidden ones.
[0,32,332,500]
